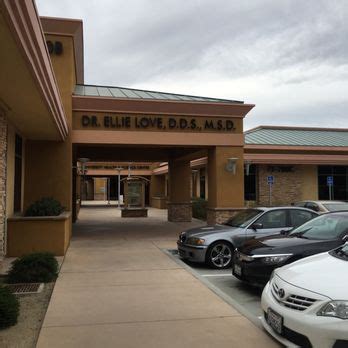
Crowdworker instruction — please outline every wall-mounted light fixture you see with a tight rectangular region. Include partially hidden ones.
[225,158,238,174]
[77,158,90,175]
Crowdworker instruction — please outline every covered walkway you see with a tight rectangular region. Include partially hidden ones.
[37,207,278,347]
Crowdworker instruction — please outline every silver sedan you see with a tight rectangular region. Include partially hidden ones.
[177,207,318,269]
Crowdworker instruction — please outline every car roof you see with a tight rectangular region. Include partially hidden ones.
[253,206,317,212]
[321,210,348,216]
[296,200,347,204]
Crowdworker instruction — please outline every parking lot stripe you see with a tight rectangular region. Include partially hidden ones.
[201,274,233,277]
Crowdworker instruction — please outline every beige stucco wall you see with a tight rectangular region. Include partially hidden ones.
[24,35,75,212]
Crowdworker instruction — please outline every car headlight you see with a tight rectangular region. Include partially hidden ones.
[261,254,292,264]
[186,237,206,245]
[317,301,348,319]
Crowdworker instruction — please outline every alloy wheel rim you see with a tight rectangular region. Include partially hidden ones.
[211,244,232,268]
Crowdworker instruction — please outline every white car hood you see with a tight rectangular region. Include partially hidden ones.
[276,252,348,300]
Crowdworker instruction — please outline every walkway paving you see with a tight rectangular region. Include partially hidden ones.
[37,207,279,348]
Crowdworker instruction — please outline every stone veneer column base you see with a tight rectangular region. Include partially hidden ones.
[167,202,192,222]
[207,207,245,225]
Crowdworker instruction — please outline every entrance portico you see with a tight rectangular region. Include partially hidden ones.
[72,84,254,223]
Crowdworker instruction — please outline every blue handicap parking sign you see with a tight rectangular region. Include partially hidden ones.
[267,175,274,185]
[327,176,334,186]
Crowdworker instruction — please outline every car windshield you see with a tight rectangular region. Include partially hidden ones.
[331,244,348,260]
[224,209,262,228]
[322,203,348,211]
[289,214,348,240]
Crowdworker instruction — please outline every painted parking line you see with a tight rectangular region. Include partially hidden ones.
[201,274,234,277]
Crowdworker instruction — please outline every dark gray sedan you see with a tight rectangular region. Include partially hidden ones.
[177,207,318,269]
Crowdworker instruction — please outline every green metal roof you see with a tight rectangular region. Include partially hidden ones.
[74,84,243,104]
[245,126,348,147]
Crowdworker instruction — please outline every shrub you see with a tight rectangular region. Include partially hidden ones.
[0,286,20,329]
[192,197,208,220]
[25,197,64,217]
[7,253,59,284]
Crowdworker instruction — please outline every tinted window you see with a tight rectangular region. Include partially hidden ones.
[244,164,257,201]
[224,209,262,228]
[290,210,316,228]
[290,214,348,240]
[256,210,287,229]
[14,134,22,212]
[318,166,348,201]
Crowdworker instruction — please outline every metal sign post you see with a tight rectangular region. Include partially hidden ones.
[327,176,334,200]
[115,167,123,208]
[267,175,274,206]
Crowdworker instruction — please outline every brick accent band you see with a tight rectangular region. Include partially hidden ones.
[167,202,192,222]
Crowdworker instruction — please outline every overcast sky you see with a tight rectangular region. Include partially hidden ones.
[36,0,348,130]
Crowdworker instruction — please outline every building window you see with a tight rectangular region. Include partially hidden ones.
[244,164,257,201]
[318,166,348,200]
[200,173,206,199]
[14,134,22,212]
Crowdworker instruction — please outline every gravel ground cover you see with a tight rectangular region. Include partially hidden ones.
[0,283,54,348]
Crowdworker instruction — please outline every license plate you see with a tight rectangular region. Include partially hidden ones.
[267,308,283,335]
[234,264,242,276]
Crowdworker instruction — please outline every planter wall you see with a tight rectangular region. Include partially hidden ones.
[7,212,71,257]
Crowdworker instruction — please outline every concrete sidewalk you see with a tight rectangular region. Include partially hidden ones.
[37,207,279,347]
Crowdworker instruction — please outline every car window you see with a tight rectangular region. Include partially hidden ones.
[289,210,317,228]
[322,203,348,212]
[305,202,320,212]
[224,209,262,228]
[294,201,306,207]
[255,210,287,229]
[290,214,348,240]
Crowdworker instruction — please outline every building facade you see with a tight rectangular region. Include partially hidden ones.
[1,1,348,257]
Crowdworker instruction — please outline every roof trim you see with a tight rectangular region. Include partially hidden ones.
[1,0,68,140]
[245,144,348,151]
[74,84,244,104]
[72,95,255,118]
[244,153,348,165]
[245,125,348,134]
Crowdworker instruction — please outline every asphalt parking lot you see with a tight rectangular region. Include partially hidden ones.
[166,249,264,328]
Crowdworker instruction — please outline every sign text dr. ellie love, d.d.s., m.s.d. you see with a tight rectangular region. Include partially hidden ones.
[80,114,236,132]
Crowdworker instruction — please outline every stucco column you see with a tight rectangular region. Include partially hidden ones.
[150,174,166,209]
[167,159,192,222]
[207,146,244,225]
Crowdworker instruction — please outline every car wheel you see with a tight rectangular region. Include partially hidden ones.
[206,241,234,269]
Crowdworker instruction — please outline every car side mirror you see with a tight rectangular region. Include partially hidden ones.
[251,223,263,230]
[280,229,288,235]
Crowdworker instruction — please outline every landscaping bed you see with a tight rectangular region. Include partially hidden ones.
[0,282,54,348]
[0,252,62,347]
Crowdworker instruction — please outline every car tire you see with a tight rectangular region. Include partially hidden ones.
[206,241,234,269]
